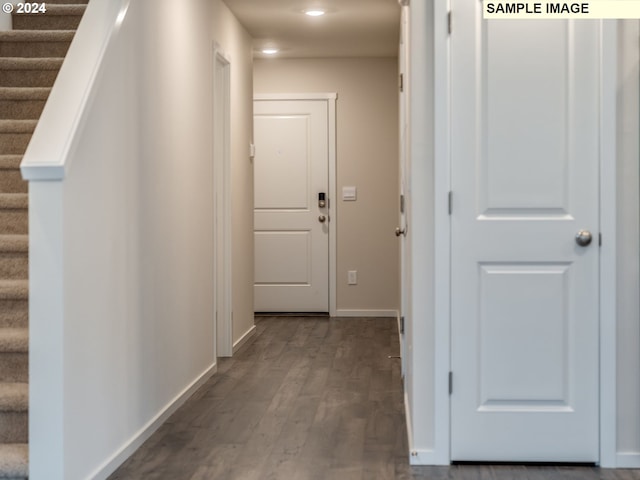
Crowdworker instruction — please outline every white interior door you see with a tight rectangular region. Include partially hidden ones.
[450,4,600,462]
[254,99,330,312]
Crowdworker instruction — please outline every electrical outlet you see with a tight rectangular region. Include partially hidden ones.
[348,270,357,285]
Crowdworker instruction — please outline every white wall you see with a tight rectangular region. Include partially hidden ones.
[615,20,640,467]
[254,58,400,316]
[24,0,254,478]
[212,1,255,347]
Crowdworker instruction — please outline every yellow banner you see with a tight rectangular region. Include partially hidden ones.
[483,1,640,19]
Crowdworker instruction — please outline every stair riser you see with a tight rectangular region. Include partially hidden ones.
[0,255,27,281]
[0,211,28,235]
[0,354,27,383]
[0,70,58,88]
[12,14,82,31]
[0,301,28,328]
[0,41,71,58]
[0,412,27,443]
[0,172,27,194]
[0,100,46,120]
[0,134,31,156]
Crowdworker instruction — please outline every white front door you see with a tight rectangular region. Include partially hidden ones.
[450,4,600,462]
[253,98,330,312]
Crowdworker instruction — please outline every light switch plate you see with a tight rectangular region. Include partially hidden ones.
[342,186,357,201]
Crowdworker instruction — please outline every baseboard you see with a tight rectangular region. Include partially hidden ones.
[89,362,218,480]
[616,452,640,468]
[334,309,398,318]
[404,391,441,465]
[233,324,256,354]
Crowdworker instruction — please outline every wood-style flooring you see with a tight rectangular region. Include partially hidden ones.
[108,316,640,480]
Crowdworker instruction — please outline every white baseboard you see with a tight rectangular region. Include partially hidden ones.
[90,362,218,480]
[616,452,640,468]
[334,309,398,318]
[233,324,256,354]
[404,391,442,466]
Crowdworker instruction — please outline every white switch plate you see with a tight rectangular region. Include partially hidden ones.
[343,186,357,201]
[348,270,357,285]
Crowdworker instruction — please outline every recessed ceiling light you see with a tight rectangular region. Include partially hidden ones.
[305,9,325,16]
[262,48,279,55]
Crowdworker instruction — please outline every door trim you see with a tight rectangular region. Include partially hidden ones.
[426,8,618,466]
[213,44,233,357]
[254,93,337,316]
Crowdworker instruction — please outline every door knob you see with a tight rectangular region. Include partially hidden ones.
[575,230,592,247]
[319,215,327,223]
[395,227,407,237]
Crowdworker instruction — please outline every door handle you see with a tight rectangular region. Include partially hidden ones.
[395,227,407,237]
[575,230,592,247]
[319,215,327,223]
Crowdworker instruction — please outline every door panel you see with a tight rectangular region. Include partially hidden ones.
[254,99,329,312]
[451,2,599,462]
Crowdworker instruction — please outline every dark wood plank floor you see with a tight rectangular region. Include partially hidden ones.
[108,316,640,480]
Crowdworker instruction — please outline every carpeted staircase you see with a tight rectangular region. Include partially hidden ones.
[0,1,88,477]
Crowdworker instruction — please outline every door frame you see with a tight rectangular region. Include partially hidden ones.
[254,93,338,316]
[421,5,618,466]
[213,44,233,357]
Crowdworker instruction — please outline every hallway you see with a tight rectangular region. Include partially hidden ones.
[108,317,639,480]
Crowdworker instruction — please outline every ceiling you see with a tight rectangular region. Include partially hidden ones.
[223,0,401,59]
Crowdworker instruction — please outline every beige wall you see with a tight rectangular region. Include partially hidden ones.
[254,58,400,314]
[212,2,255,343]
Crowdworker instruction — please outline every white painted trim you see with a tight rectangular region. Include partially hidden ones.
[598,20,618,469]
[233,325,257,354]
[616,453,640,468]
[405,392,437,465]
[89,363,217,480]
[334,309,398,318]
[254,93,337,101]
[433,0,451,467]
[213,44,233,357]
[253,93,338,317]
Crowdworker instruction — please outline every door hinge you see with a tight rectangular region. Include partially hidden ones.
[448,191,452,215]
[400,194,405,214]
[399,73,404,93]
[400,316,405,334]
[448,11,452,35]
[599,232,602,246]
[449,371,453,395]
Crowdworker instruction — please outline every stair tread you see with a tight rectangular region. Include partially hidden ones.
[0,236,27,253]
[0,57,64,70]
[0,157,22,170]
[0,87,51,101]
[0,281,28,301]
[0,30,75,42]
[0,384,27,412]
[0,195,27,210]
[14,4,86,14]
[0,443,27,478]
[0,120,37,134]
[0,329,27,353]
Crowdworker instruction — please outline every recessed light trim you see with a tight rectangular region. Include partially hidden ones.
[262,48,279,55]
[304,9,326,16]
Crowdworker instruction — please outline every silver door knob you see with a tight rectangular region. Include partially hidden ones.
[575,230,592,247]
[319,215,326,223]
[395,227,407,237]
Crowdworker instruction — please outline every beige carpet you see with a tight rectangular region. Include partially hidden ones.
[0,1,88,477]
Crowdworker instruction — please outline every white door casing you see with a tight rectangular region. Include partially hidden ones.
[450,5,600,462]
[253,95,336,313]
[213,47,232,357]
